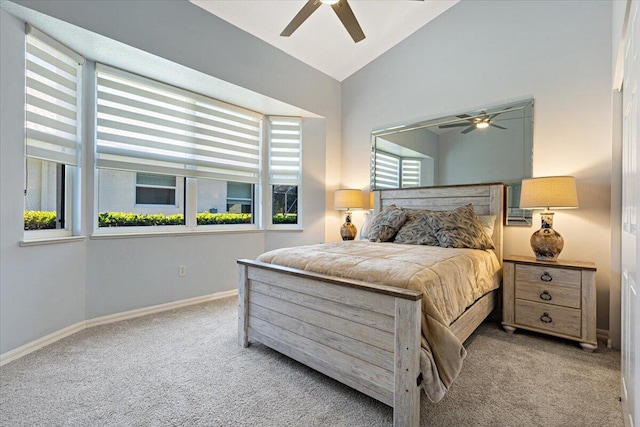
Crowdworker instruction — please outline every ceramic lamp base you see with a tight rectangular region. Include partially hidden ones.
[341,222,357,241]
[530,212,564,261]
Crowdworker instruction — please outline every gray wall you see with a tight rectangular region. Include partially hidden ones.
[341,1,614,332]
[438,124,527,185]
[0,1,339,354]
[1,8,87,351]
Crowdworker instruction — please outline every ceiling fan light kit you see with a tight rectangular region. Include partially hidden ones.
[438,107,512,134]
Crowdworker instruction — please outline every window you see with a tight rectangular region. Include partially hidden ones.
[226,182,253,214]
[95,64,262,231]
[268,117,302,226]
[24,158,66,230]
[135,173,177,205]
[24,25,83,238]
[272,185,298,222]
[195,178,253,226]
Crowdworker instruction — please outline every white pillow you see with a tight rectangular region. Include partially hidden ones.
[478,215,497,238]
[359,213,373,240]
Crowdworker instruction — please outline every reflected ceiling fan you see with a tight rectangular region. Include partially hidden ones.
[438,108,511,134]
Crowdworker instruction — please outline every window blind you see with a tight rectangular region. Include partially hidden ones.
[374,151,400,189]
[401,159,421,188]
[25,24,83,166]
[268,117,302,186]
[95,64,263,184]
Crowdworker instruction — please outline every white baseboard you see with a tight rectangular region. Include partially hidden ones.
[0,321,86,367]
[85,289,237,328]
[0,290,238,367]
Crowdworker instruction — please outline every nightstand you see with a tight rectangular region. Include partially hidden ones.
[502,255,597,352]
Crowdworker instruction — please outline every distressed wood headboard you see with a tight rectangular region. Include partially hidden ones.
[372,183,505,264]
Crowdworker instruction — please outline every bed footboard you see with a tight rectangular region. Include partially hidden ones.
[238,259,423,426]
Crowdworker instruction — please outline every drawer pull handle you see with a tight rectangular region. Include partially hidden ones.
[540,272,553,282]
[540,290,552,301]
[540,312,553,323]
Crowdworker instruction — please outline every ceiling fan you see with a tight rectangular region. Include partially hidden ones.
[280,0,365,43]
[438,109,511,134]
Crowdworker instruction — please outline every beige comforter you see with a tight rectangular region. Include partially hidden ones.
[257,241,502,402]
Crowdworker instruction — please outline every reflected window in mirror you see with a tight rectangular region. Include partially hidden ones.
[373,151,427,189]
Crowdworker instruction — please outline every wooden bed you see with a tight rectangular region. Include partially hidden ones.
[237,183,504,426]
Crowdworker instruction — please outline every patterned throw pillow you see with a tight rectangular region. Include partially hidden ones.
[425,204,495,250]
[368,205,408,242]
[393,209,439,246]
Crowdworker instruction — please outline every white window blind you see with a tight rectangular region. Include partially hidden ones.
[268,117,302,185]
[25,24,83,166]
[374,151,400,189]
[401,159,421,188]
[95,64,263,184]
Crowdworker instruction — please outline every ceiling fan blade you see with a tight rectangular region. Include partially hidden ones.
[488,106,513,120]
[461,126,476,134]
[280,0,322,37]
[331,0,365,43]
[456,114,471,119]
[489,123,507,130]
[439,122,470,128]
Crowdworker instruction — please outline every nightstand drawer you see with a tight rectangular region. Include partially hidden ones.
[515,300,581,338]
[515,264,581,288]
[514,281,581,309]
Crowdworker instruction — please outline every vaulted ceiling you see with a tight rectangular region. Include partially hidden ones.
[190,0,459,81]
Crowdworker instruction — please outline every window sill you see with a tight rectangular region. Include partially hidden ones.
[19,235,86,247]
[266,226,304,232]
[91,228,264,240]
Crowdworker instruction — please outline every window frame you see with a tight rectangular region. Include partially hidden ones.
[22,25,83,242]
[92,64,265,236]
[267,117,302,230]
[24,161,76,240]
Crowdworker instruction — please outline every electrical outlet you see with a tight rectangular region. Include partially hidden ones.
[178,265,187,277]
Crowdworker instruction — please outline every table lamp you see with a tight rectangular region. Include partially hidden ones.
[334,189,363,240]
[519,176,578,261]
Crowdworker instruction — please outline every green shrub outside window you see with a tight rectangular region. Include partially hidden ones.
[24,211,57,230]
[23,211,298,229]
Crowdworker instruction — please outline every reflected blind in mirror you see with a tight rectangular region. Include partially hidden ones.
[374,151,400,189]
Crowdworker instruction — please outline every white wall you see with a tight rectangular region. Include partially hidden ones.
[0,1,341,354]
[342,1,614,332]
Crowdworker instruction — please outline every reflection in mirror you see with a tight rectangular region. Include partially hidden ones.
[371,99,534,225]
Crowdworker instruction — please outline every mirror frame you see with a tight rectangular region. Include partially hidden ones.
[370,99,534,226]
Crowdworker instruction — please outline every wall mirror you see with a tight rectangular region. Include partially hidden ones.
[371,99,534,226]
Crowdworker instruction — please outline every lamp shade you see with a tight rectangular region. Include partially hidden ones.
[334,189,363,210]
[519,176,578,209]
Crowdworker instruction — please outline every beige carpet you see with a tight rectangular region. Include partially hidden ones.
[0,296,623,426]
